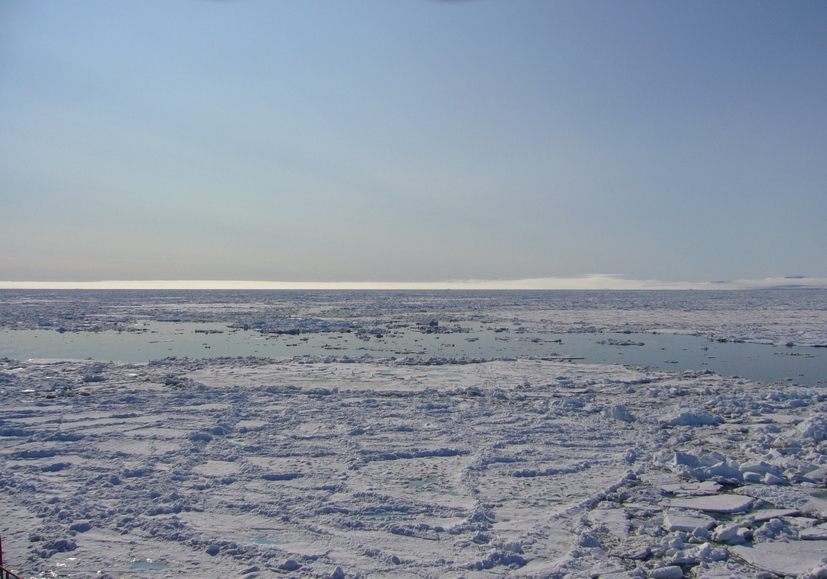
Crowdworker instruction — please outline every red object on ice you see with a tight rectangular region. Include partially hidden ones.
[0,535,24,579]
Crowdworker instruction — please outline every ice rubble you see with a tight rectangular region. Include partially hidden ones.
[1,289,827,578]
[0,352,825,579]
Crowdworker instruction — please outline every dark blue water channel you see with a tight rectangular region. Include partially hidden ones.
[0,322,824,387]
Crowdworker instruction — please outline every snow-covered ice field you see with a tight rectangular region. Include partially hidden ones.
[2,290,827,579]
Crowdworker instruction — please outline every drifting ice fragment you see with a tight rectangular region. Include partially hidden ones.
[713,522,748,545]
[662,510,715,533]
[649,565,683,579]
[800,523,827,540]
[664,494,753,514]
[730,542,827,576]
[660,481,722,496]
[660,406,723,427]
[794,415,827,442]
[602,404,636,422]
[750,508,800,522]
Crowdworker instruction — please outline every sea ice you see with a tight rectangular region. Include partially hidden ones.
[800,523,827,540]
[663,510,715,533]
[602,404,636,422]
[664,495,754,514]
[2,290,827,578]
[730,542,827,576]
[650,565,684,579]
[659,406,723,427]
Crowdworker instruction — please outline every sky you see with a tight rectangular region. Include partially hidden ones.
[1,0,826,288]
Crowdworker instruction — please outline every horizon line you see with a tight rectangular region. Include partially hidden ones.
[1,275,825,291]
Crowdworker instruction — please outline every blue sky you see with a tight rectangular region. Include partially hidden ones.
[2,0,826,286]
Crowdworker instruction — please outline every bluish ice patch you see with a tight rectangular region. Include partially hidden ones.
[248,537,283,546]
[409,476,438,488]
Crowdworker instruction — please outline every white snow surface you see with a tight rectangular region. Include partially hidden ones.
[1,355,827,579]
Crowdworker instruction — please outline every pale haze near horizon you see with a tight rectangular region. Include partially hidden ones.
[1,1,825,285]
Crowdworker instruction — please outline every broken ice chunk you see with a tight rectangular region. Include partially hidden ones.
[712,522,748,545]
[794,415,827,442]
[602,404,636,422]
[750,508,800,522]
[800,523,827,540]
[739,460,781,477]
[670,542,727,565]
[663,510,715,533]
[763,472,789,485]
[802,465,827,483]
[664,494,753,514]
[660,406,723,427]
[743,471,763,483]
[649,565,683,579]
[660,480,722,496]
[730,542,827,576]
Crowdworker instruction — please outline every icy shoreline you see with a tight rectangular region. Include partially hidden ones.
[2,355,827,578]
